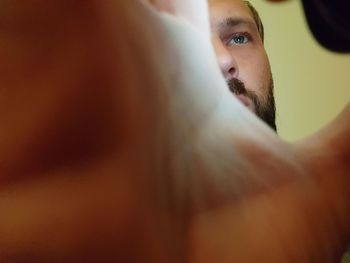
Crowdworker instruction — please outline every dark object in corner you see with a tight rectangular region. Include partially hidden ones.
[301,0,350,53]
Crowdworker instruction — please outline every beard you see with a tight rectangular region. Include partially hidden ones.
[228,78,277,132]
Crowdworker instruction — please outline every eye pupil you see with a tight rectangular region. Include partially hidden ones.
[234,36,245,44]
[228,33,250,45]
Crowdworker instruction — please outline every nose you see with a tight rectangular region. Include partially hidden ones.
[212,36,239,80]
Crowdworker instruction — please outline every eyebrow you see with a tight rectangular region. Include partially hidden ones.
[216,17,256,31]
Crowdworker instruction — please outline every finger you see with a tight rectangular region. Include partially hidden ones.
[0,0,125,183]
[151,0,210,37]
[296,103,350,234]
[0,161,183,263]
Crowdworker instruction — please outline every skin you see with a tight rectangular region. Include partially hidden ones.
[0,0,348,262]
[209,0,273,114]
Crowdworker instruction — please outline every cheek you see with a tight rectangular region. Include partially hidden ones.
[237,49,272,96]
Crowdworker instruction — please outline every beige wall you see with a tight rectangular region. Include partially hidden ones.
[249,0,350,142]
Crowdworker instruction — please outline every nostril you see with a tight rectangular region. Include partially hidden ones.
[228,67,237,78]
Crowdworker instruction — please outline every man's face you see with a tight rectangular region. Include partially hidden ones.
[209,0,276,131]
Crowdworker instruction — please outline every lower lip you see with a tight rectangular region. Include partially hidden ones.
[235,94,251,107]
[234,94,256,112]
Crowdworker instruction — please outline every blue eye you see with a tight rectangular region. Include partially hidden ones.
[229,33,250,45]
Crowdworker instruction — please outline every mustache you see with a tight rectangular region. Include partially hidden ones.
[227,78,277,132]
[227,78,260,113]
[227,78,247,95]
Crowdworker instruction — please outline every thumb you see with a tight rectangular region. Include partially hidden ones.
[295,103,350,244]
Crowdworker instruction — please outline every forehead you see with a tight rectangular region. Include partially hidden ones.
[208,0,254,23]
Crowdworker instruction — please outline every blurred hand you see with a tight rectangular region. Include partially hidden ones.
[0,0,349,262]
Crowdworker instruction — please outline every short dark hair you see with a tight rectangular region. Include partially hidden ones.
[245,1,265,42]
